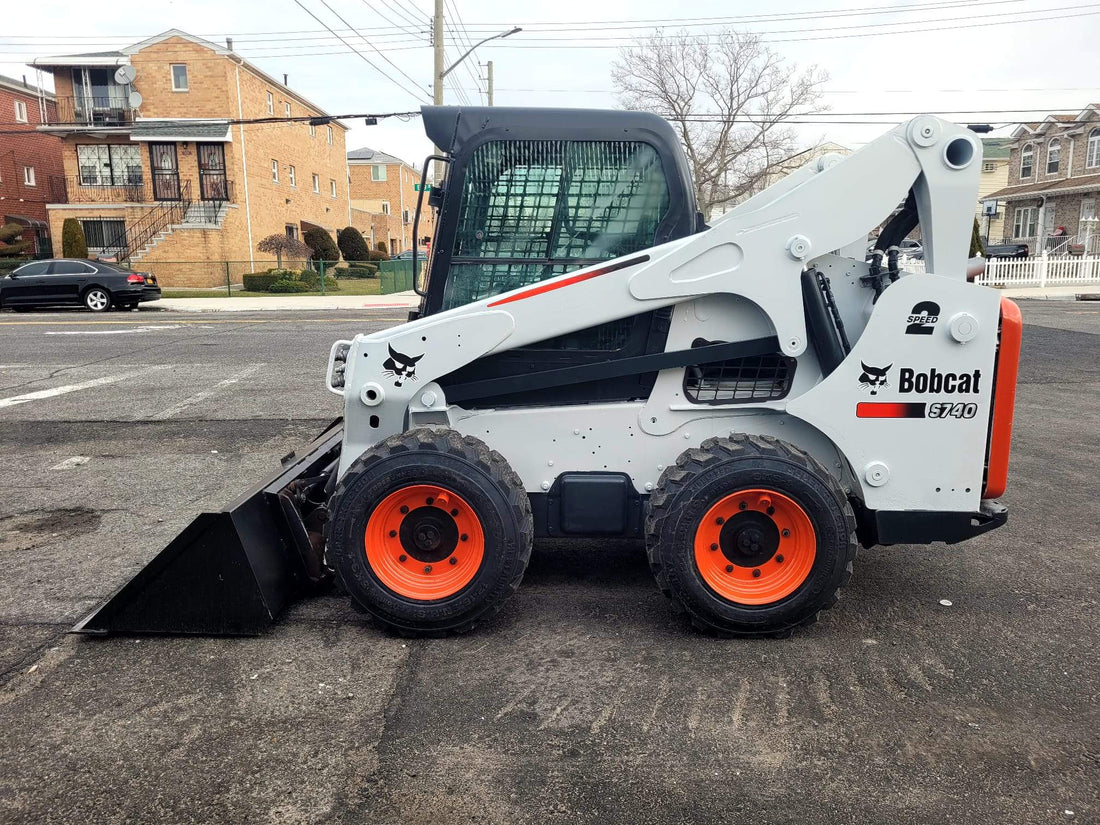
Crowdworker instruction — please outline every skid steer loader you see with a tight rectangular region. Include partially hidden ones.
[76,107,1021,638]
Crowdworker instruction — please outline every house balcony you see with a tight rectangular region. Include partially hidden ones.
[46,96,136,128]
[50,175,234,205]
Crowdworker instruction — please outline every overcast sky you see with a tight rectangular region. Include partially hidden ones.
[3,0,1098,166]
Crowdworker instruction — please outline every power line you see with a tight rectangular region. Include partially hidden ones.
[374,0,424,32]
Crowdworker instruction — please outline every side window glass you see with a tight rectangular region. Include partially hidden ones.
[14,262,50,276]
[446,140,669,309]
[50,261,88,275]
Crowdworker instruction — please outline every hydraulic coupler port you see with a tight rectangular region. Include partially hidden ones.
[327,341,352,393]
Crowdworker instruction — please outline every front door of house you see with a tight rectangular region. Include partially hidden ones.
[198,143,228,201]
[1079,198,1097,250]
[150,143,180,201]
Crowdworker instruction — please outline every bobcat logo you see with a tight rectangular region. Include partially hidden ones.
[858,362,892,395]
[382,345,423,387]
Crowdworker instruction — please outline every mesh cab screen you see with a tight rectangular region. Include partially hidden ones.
[442,139,669,309]
[684,342,796,404]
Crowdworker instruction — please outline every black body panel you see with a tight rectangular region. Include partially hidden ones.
[531,473,646,539]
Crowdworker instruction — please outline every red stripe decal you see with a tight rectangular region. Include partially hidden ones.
[486,254,650,308]
[856,402,927,419]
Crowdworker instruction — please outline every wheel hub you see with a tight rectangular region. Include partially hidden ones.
[400,506,459,563]
[720,511,780,568]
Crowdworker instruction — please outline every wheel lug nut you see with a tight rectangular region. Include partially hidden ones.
[450,508,459,516]
[424,565,432,573]
[426,497,434,505]
[389,529,397,538]
[400,505,409,514]
[752,568,761,578]
[738,501,747,510]
[399,554,407,563]
[725,564,734,573]
[776,555,784,564]
[766,506,775,516]
[710,543,718,551]
[782,529,791,538]
[460,533,468,542]
[716,516,724,525]
[449,557,458,565]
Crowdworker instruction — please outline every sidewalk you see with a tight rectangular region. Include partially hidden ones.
[147,291,421,312]
[998,285,1097,300]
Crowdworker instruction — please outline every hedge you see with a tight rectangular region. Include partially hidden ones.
[342,263,379,278]
[299,269,340,290]
[303,227,339,262]
[338,226,371,262]
[267,279,312,293]
[62,218,88,259]
[242,272,281,291]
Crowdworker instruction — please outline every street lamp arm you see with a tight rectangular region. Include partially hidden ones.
[440,27,521,79]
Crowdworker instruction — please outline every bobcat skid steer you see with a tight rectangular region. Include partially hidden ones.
[76,107,1022,638]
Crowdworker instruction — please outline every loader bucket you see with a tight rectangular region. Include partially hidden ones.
[73,420,344,636]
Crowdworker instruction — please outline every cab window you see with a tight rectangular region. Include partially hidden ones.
[444,139,670,309]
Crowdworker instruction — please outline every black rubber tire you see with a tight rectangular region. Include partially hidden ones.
[83,287,112,313]
[327,427,533,635]
[646,434,857,637]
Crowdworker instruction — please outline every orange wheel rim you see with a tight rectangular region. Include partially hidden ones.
[365,484,485,601]
[693,489,816,605]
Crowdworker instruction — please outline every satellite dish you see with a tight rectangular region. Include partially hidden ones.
[114,65,137,85]
[128,91,143,109]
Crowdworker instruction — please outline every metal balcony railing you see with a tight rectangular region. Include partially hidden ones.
[50,175,234,206]
[48,96,136,127]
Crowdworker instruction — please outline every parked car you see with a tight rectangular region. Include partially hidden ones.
[865,238,923,260]
[984,242,1030,259]
[0,259,161,313]
[392,248,430,261]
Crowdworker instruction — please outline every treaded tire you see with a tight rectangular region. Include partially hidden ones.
[646,434,857,637]
[328,426,533,635]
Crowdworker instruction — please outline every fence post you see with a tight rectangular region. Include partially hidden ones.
[1038,251,1048,288]
[320,260,326,296]
[225,261,232,297]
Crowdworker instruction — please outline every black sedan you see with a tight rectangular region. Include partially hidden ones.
[0,259,161,313]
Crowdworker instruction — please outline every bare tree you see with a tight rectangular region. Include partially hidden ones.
[613,30,827,220]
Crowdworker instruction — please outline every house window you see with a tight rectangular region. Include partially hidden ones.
[312,173,320,193]
[284,102,291,117]
[81,219,126,253]
[371,164,387,182]
[982,161,996,173]
[381,201,391,215]
[309,123,316,137]
[170,64,189,92]
[1087,128,1100,169]
[23,166,35,186]
[1047,139,1060,175]
[1013,206,1038,238]
[327,126,333,145]
[330,179,337,197]
[288,165,297,187]
[285,223,299,240]
[271,159,279,183]
[266,92,274,115]
[77,144,142,186]
[14,100,28,123]
[1020,143,1034,178]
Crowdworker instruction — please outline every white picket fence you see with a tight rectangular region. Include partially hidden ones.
[977,254,1100,288]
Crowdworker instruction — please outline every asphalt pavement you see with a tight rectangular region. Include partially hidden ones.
[0,303,1097,824]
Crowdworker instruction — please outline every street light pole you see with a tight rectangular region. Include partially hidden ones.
[432,0,444,107]
[486,60,494,106]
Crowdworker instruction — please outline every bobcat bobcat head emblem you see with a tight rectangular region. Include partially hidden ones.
[382,345,423,387]
[858,362,892,395]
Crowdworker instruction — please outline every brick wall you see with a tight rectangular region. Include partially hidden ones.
[0,81,64,241]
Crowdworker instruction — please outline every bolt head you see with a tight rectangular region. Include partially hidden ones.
[782,529,791,538]
[450,508,459,517]
[400,505,409,514]
[766,506,775,516]
[725,564,734,573]
[776,554,784,564]
[424,565,432,573]
[449,557,457,565]
[710,542,719,551]
[460,533,468,542]
[426,496,434,505]
[389,529,397,538]
[752,568,761,578]
[716,516,725,525]
[399,554,407,563]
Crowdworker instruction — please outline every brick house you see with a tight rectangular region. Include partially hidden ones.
[0,74,65,256]
[30,30,350,285]
[986,105,1100,254]
[347,147,434,255]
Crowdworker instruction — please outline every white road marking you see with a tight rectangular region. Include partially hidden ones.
[151,363,264,420]
[0,367,166,410]
[51,456,91,470]
[43,325,206,336]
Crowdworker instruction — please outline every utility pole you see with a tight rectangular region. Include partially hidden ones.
[432,0,444,107]
[485,60,494,106]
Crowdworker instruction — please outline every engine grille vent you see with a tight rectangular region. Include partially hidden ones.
[683,342,795,404]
